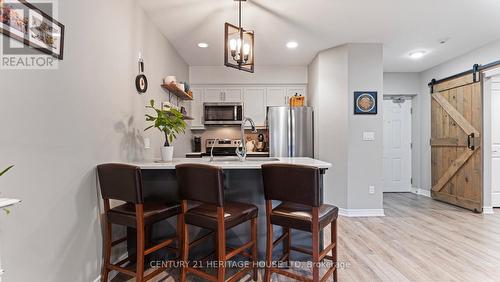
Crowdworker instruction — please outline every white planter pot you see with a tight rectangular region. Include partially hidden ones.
[161,146,174,162]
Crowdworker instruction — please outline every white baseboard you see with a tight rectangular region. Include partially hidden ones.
[410,187,431,197]
[339,208,385,217]
[93,275,101,282]
[492,192,500,207]
[483,207,495,214]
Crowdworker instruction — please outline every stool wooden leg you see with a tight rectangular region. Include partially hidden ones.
[312,207,320,282]
[102,221,112,281]
[176,214,183,259]
[180,201,189,282]
[264,200,273,282]
[283,227,291,268]
[251,217,258,281]
[217,207,226,282]
[135,204,145,282]
[101,200,111,282]
[332,220,337,281]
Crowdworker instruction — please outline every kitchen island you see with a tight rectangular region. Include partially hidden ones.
[125,157,332,260]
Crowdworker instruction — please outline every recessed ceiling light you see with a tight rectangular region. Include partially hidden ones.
[198,42,209,48]
[286,41,298,49]
[409,51,426,59]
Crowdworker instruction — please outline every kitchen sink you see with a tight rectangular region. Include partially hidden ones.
[204,157,280,163]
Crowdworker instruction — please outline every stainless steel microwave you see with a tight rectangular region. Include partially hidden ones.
[203,102,243,125]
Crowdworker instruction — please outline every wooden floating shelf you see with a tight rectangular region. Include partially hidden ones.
[161,83,193,100]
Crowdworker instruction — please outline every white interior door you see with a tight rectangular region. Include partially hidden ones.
[383,99,412,192]
[491,78,500,207]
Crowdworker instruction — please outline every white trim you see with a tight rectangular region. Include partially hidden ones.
[410,187,431,197]
[483,67,500,78]
[492,192,500,207]
[339,208,385,217]
[93,252,128,282]
[483,207,495,214]
[93,275,101,282]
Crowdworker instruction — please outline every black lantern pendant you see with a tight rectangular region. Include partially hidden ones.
[224,0,254,73]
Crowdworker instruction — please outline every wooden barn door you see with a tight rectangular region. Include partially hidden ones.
[431,74,483,212]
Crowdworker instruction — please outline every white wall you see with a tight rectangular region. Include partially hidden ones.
[308,43,384,212]
[190,65,308,85]
[0,0,189,281]
[418,39,500,192]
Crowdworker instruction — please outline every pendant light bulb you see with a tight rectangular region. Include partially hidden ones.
[230,39,237,51]
[243,43,250,55]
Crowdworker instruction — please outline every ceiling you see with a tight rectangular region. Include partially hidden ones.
[137,0,500,72]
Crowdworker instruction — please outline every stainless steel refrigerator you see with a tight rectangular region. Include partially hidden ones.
[267,106,314,157]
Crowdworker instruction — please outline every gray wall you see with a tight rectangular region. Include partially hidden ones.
[308,43,384,211]
[0,0,189,281]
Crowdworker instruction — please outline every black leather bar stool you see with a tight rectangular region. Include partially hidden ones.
[97,163,181,282]
[176,163,259,282]
[262,164,338,282]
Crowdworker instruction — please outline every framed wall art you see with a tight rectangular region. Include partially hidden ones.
[0,0,65,59]
[354,91,378,115]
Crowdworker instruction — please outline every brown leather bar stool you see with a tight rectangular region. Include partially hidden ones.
[176,163,259,282]
[262,164,338,282]
[97,163,181,282]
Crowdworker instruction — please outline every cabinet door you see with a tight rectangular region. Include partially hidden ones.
[222,88,243,102]
[244,88,266,127]
[204,88,223,102]
[266,87,288,106]
[189,88,204,129]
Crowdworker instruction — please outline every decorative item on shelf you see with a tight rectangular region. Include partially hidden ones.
[164,76,176,84]
[176,83,185,92]
[354,91,378,115]
[224,0,254,73]
[135,57,148,94]
[183,81,190,92]
[145,100,187,162]
[0,0,65,60]
[161,82,193,101]
[290,93,305,107]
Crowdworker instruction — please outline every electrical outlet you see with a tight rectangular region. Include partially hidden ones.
[369,186,375,194]
[144,138,151,149]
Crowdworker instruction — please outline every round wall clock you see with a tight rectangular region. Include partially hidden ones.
[135,60,148,94]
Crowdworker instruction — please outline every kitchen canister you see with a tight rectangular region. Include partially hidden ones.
[164,76,176,84]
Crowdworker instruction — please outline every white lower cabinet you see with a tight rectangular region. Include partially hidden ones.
[189,85,307,130]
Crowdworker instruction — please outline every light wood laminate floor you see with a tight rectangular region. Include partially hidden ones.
[113,193,500,281]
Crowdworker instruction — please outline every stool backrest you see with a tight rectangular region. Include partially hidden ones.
[97,163,143,204]
[262,163,320,207]
[176,163,224,207]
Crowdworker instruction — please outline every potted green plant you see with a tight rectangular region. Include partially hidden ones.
[1,165,14,214]
[145,100,186,162]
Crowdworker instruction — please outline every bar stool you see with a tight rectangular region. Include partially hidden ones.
[176,163,259,282]
[97,163,181,282]
[262,164,338,282]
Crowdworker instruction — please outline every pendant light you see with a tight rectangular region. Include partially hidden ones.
[224,0,254,73]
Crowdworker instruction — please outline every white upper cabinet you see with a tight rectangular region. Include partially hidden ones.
[244,88,266,127]
[204,88,223,102]
[222,88,243,102]
[188,84,307,130]
[266,87,289,106]
[189,88,204,129]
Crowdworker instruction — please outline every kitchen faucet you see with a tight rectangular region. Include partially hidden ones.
[236,117,257,161]
[209,137,220,162]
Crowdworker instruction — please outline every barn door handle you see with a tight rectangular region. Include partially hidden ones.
[467,133,475,151]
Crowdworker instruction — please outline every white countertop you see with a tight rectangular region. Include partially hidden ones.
[129,157,332,170]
